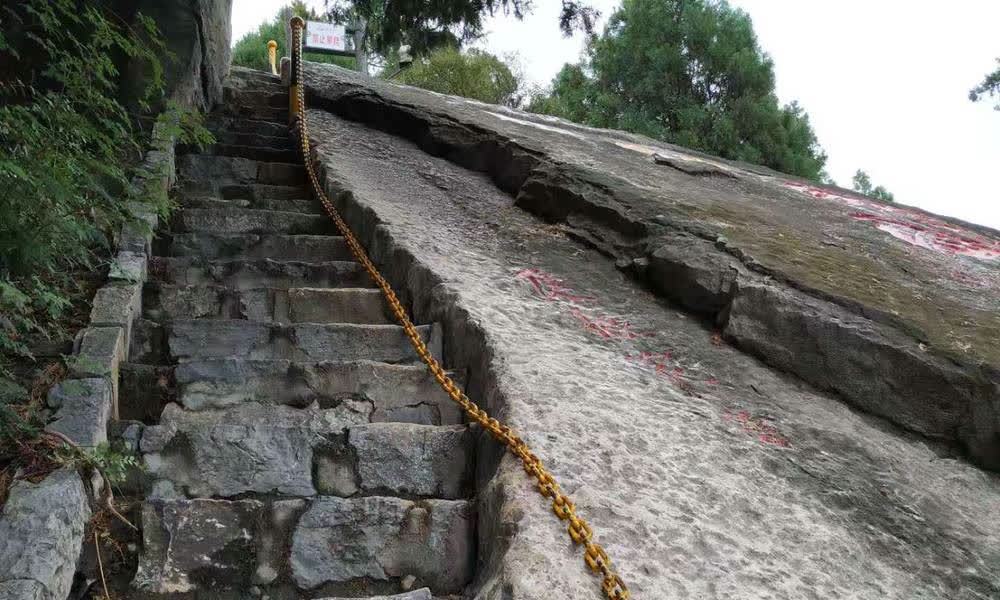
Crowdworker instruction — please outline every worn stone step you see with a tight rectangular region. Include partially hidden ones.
[207,130,293,149]
[167,320,441,362]
[221,104,289,122]
[208,116,288,138]
[171,208,334,234]
[134,497,472,594]
[148,257,370,289]
[223,86,286,109]
[182,141,299,163]
[228,66,282,85]
[177,154,306,187]
[209,182,308,202]
[145,286,389,324]
[143,403,471,499]
[175,195,317,214]
[163,233,345,260]
[172,359,464,423]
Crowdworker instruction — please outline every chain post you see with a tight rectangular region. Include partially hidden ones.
[286,17,629,599]
[267,40,278,75]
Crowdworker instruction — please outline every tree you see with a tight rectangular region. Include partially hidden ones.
[970,58,1000,110]
[852,169,894,202]
[395,47,523,107]
[528,0,827,181]
[231,2,355,72]
[321,0,598,70]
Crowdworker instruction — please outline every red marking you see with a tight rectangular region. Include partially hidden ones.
[515,268,595,305]
[625,351,718,394]
[570,308,653,340]
[723,410,791,448]
[783,182,1000,261]
[710,331,724,346]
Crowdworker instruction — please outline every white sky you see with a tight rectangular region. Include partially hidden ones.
[232,0,1000,229]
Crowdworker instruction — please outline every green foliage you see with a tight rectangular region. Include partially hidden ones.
[0,1,208,377]
[83,443,142,485]
[231,2,355,72]
[852,169,894,202]
[528,0,827,181]
[395,47,523,107]
[969,58,1000,110]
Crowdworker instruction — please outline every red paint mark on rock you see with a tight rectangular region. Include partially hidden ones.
[625,351,719,395]
[571,308,653,340]
[783,182,1000,261]
[723,409,791,448]
[515,268,595,304]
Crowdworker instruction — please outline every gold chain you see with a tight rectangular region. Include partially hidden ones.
[287,19,629,599]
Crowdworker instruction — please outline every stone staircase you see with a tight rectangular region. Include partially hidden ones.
[122,67,474,599]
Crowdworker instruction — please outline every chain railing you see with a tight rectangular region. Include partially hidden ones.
[285,16,630,599]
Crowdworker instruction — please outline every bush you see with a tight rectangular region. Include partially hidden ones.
[0,1,207,376]
[395,46,524,107]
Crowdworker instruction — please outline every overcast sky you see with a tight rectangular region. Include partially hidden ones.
[232,0,1000,229]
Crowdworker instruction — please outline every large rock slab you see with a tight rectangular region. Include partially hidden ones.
[290,497,474,592]
[299,106,1000,598]
[304,61,1000,470]
[0,469,90,600]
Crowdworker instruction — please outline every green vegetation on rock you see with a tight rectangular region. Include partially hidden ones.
[528,0,828,181]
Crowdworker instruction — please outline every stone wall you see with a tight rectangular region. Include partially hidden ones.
[0,109,176,600]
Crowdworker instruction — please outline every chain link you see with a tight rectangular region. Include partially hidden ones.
[287,19,629,599]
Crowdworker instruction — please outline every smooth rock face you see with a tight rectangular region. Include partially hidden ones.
[290,497,474,592]
[0,469,90,600]
[304,62,1000,470]
[300,103,1000,598]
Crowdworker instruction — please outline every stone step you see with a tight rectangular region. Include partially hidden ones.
[171,207,334,234]
[228,66,282,86]
[145,286,389,324]
[207,130,293,150]
[134,496,472,594]
[167,320,441,362]
[208,116,288,138]
[182,141,299,163]
[321,591,432,600]
[177,154,306,187]
[207,182,308,202]
[221,104,289,122]
[163,233,345,260]
[148,257,370,289]
[223,86,287,109]
[143,403,471,499]
[172,359,463,422]
[175,195,317,214]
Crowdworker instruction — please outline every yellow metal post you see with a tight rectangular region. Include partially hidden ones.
[267,40,278,75]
